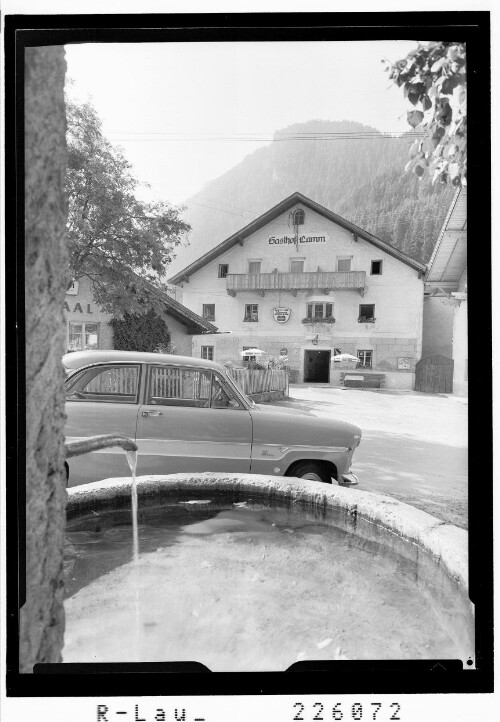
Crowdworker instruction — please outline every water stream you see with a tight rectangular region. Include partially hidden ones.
[125,449,139,562]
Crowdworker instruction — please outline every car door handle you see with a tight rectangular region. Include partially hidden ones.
[142,410,163,417]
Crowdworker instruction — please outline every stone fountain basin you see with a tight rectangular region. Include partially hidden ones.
[65,473,474,669]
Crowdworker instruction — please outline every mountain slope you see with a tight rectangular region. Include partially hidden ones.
[168,120,454,277]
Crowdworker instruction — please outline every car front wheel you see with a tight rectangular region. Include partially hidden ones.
[286,461,332,484]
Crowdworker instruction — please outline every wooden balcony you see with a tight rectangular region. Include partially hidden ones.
[226,271,366,296]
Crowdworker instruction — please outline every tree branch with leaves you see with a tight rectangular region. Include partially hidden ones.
[385,42,466,186]
[66,98,190,316]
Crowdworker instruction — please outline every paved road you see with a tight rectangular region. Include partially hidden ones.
[274,384,468,529]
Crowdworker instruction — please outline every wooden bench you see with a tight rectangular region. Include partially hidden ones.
[341,372,385,389]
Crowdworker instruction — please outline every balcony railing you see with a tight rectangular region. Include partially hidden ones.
[226,271,366,295]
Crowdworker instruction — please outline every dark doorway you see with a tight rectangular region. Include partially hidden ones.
[415,354,454,393]
[304,350,331,382]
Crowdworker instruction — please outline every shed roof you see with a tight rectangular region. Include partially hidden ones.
[168,191,427,285]
[425,187,467,288]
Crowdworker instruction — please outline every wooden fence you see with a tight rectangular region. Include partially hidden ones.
[228,369,289,396]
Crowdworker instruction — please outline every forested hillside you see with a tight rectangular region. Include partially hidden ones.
[168,120,455,277]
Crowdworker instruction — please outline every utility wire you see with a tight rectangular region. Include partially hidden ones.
[106,131,425,143]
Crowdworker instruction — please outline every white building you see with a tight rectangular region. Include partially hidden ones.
[169,193,427,388]
[64,276,217,355]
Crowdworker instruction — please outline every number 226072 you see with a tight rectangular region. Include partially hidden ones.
[292,702,402,721]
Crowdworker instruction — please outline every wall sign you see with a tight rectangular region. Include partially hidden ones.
[66,281,79,295]
[398,357,411,370]
[63,302,93,314]
[273,307,291,323]
[268,234,328,245]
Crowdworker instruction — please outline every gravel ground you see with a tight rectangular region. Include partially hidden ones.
[273,385,468,529]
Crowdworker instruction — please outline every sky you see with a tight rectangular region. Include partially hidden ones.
[65,40,419,206]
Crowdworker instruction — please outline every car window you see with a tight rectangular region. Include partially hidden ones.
[147,367,242,409]
[147,366,213,407]
[210,373,242,409]
[65,365,140,404]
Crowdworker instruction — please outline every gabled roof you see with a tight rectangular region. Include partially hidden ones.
[425,187,467,287]
[168,191,427,284]
[162,292,218,334]
[142,279,217,333]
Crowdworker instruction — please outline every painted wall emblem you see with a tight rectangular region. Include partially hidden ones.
[273,307,291,323]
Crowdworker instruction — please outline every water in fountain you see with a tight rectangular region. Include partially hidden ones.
[62,500,473,670]
[125,450,139,562]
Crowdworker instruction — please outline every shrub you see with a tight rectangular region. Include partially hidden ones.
[110,309,171,352]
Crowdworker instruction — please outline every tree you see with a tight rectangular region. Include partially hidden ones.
[385,42,466,187]
[66,98,190,316]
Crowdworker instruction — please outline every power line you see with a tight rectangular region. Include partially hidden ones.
[105,129,424,138]
[106,131,425,143]
[186,199,249,218]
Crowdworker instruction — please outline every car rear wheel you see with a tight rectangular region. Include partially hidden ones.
[286,461,332,484]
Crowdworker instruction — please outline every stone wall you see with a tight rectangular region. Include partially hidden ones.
[21,46,68,672]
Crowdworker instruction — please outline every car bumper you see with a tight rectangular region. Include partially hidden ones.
[338,472,359,486]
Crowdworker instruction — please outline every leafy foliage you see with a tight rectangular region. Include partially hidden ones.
[301,317,336,324]
[66,98,190,316]
[385,42,466,186]
[110,309,171,352]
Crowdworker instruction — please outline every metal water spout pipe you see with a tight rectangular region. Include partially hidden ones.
[65,434,138,458]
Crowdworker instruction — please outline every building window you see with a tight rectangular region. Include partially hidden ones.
[357,350,373,368]
[201,346,214,361]
[337,257,352,272]
[202,304,215,321]
[290,258,305,274]
[68,322,99,352]
[358,304,375,323]
[242,346,257,362]
[244,304,259,322]
[371,260,383,275]
[218,264,229,278]
[292,209,305,226]
[306,302,334,320]
[248,260,261,274]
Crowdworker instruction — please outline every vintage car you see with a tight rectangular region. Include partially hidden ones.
[63,350,361,487]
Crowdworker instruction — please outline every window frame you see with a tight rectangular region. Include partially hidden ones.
[65,363,142,404]
[242,346,257,362]
[292,209,305,226]
[336,256,353,272]
[248,260,262,275]
[201,345,214,361]
[202,303,216,321]
[68,321,100,352]
[358,304,376,323]
[306,301,334,320]
[370,260,383,275]
[218,264,229,278]
[243,303,259,322]
[290,257,305,274]
[357,350,373,369]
